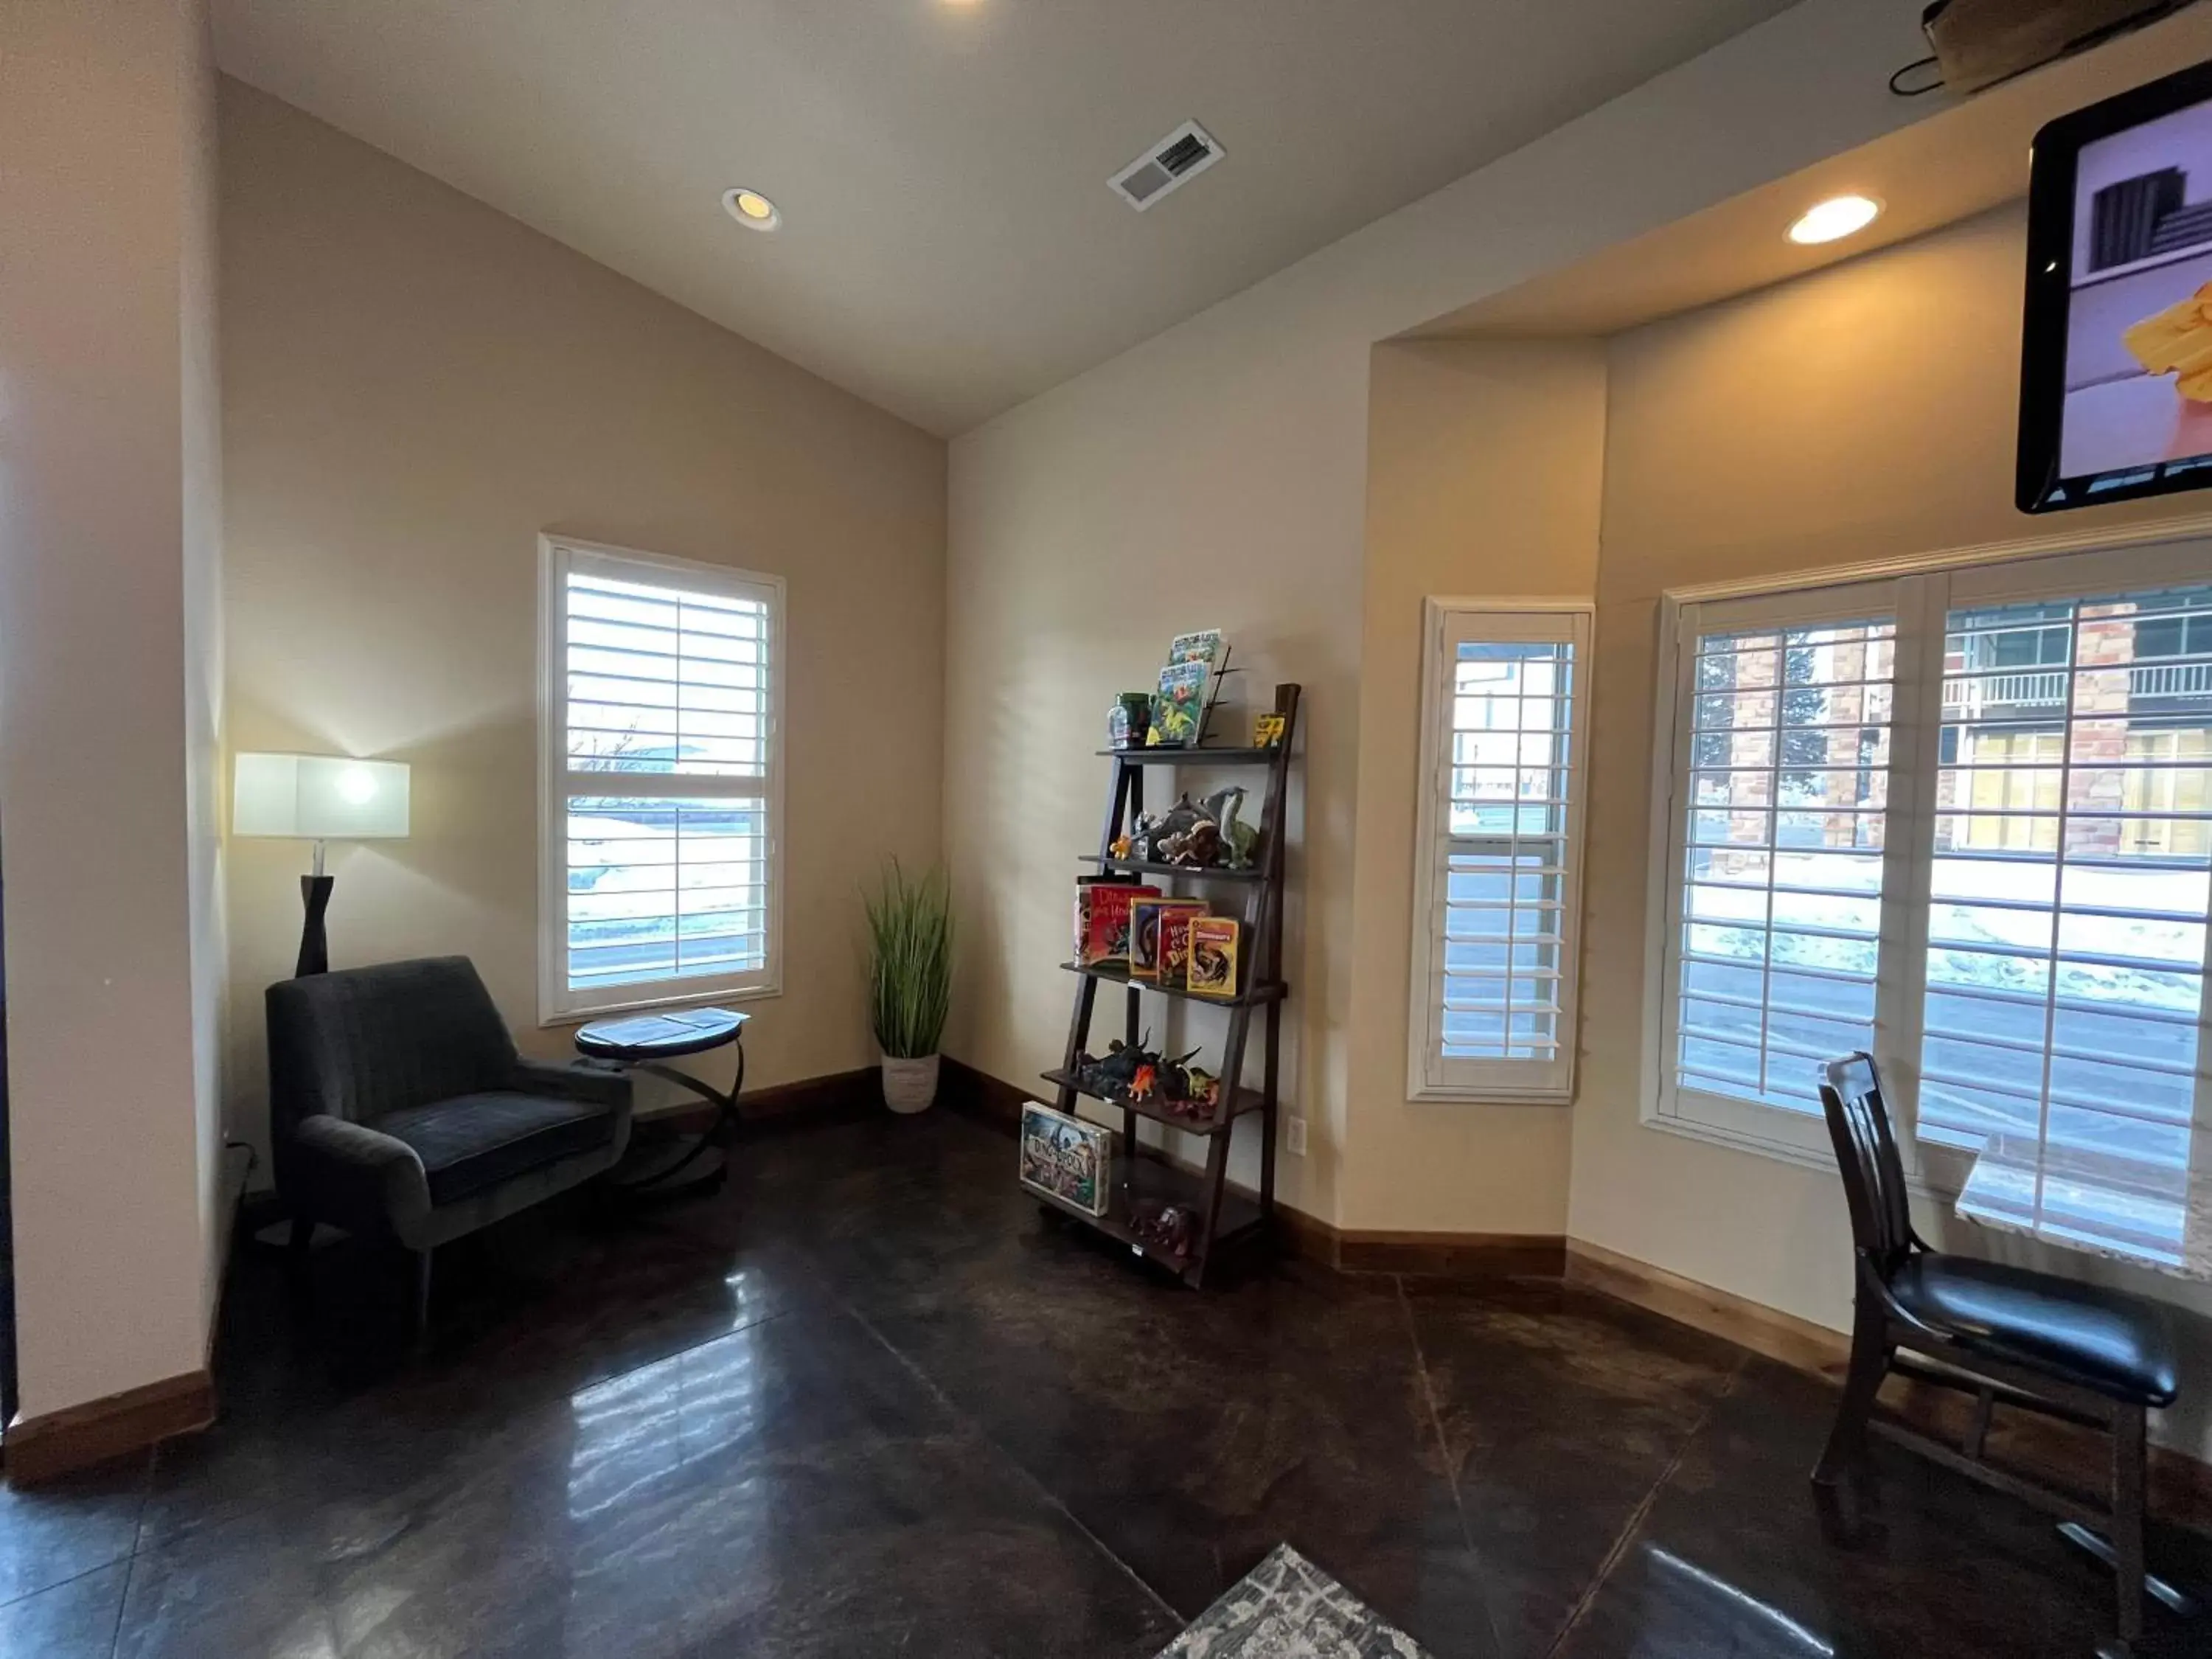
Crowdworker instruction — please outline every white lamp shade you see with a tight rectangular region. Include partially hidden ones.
[233,752,411,840]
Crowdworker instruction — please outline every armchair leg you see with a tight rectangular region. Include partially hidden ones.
[2112,1405,2147,1647]
[411,1247,434,1355]
[1814,1301,1893,1488]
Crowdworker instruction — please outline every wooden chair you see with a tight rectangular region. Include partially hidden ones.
[1814,1052,2180,1651]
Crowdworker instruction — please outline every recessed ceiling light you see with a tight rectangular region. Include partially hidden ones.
[722,187,781,232]
[1787,194,1882,246]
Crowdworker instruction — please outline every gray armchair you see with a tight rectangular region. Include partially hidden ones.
[267,956,632,1336]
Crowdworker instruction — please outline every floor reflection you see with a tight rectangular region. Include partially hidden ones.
[1624,1544,1838,1657]
[565,1316,765,1520]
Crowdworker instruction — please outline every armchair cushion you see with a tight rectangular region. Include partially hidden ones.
[376,1091,619,1207]
[1891,1253,2180,1407]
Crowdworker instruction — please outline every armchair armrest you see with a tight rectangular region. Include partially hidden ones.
[510,1057,633,1110]
[289,1114,432,1245]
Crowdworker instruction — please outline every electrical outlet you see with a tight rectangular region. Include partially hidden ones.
[1284,1116,1307,1156]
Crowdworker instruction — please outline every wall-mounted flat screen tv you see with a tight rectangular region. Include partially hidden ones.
[2020,58,2212,512]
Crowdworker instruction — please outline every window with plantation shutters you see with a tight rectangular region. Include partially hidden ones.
[1648,538,2212,1259]
[538,537,783,1021]
[1664,599,1900,1144]
[1406,601,1592,1103]
[1918,563,2212,1263]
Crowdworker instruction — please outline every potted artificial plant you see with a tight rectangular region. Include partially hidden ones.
[865,860,953,1113]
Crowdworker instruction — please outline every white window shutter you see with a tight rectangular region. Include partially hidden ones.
[538,537,785,1023]
[1406,601,1592,1104]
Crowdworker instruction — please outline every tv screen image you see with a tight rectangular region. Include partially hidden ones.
[2020,58,2212,512]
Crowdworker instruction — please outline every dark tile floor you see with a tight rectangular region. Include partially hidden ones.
[2,1107,2200,1657]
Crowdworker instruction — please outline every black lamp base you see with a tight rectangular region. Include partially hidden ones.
[297,874,334,977]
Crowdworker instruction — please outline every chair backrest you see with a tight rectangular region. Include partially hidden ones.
[266,956,518,1134]
[1818,1052,1916,1279]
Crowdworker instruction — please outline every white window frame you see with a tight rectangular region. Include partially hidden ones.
[1406,597,1594,1104]
[537,535,786,1025]
[1640,515,2212,1183]
[1646,574,1932,1166]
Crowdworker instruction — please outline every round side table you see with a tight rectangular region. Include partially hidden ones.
[574,1006,749,1194]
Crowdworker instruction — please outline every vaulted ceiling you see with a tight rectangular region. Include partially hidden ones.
[214,0,1796,434]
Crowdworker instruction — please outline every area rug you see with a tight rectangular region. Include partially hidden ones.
[1158,1543,1433,1658]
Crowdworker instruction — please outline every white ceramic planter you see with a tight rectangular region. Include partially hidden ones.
[880,1052,940,1114]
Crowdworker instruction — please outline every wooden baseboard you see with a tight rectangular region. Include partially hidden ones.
[1338,1231,1566,1277]
[740,1065,879,1126]
[1281,1211,1565,1277]
[5,1369,215,1486]
[1565,1239,1850,1378]
[630,1064,882,1137]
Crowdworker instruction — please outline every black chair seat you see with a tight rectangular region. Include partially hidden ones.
[1891,1253,2180,1408]
[379,1091,616,1206]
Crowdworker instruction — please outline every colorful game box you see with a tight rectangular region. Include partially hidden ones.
[1018,1102,1112,1216]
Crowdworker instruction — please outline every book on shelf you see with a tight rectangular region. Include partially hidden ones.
[1167,630,1225,669]
[1186,917,1240,999]
[1146,660,1209,748]
[1072,880,1162,966]
[1158,907,1207,990]
[1129,898,1210,981]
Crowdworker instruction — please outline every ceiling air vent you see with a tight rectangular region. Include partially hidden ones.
[1109,120,1225,212]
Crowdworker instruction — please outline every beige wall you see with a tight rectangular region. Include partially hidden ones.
[946,0,1927,1227]
[1343,340,1605,1232]
[946,304,1366,1217]
[218,83,946,1159]
[0,0,226,1418]
[1574,202,2212,1451]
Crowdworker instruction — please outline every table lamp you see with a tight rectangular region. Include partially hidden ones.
[233,751,411,976]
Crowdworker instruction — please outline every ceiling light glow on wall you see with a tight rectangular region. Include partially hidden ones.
[723,187,781,232]
[1787,194,1881,246]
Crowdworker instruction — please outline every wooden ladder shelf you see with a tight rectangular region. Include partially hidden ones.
[1040,682,1301,1287]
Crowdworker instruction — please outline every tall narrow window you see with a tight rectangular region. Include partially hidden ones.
[1406,602,1591,1103]
[1919,582,2212,1258]
[539,538,783,1021]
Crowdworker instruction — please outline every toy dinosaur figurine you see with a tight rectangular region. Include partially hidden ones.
[1077,1035,1154,1098]
[1125,785,1258,870]
[1129,1200,1196,1260]
[1074,1036,1211,1110]
[1206,786,1259,869]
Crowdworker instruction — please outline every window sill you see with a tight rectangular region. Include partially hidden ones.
[539,978,783,1031]
[1407,1085,1574,1107]
[1638,1105,1964,1203]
